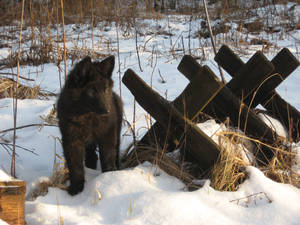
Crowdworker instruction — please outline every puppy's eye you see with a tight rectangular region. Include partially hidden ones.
[87,88,97,97]
[87,90,93,97]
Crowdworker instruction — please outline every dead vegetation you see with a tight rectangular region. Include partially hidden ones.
[0,77,56,99]
[121,124,299,192]
[211,130,299,191]
[1,0,299,68]
[26,154,68,200]
[0,78,40,99]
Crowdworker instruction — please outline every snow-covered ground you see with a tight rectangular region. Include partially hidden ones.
[0,4,300,225]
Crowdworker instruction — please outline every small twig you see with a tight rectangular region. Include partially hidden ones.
[60,0,67,81]
[181,35,185,55]
[0,143,38,156]
[158,69,166,83]
[188,15,192,55]
[115,4,122,99]
[133,98,137,147]
[0,73,34,81]
[56,0,62,90]
[0,123,58,134]
[202,0,226,84]
[286,33,300,43]
[230,192,272,204]
[134,17,143,72]
[38,89,58,97]
[150,51,158,88]
[1,143,12,155]
[11,0,25,178]
[143,36,153,52]
[90,0,95,57]
[217,131,291,155]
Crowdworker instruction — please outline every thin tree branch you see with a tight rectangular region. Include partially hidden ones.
[60,0,67,81]
[11,0,25,178]
[0,73,34,81]
[202,0,226,84]
[0,123,58,134]
[1,143,38,156]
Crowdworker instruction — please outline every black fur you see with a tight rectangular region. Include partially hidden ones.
[57,56,123,196]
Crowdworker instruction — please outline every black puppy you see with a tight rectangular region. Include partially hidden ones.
[57,56,122,195]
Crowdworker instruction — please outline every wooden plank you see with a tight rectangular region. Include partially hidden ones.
[225,51,274,101]
[215,45,300,141]
[213,45,244,77]
[178,57,280,163]
[172,64,222,119]
[0,180,26,225]
[201,66,278,163]
[262,93,300,141]
[122,69,220,172]
[215,46,300,107]
[178,54,272,122]
[260,47,300,106]
[179,52,275,101]
[138,60,221,151]
[177,55,204,81]
[215,45,299,80]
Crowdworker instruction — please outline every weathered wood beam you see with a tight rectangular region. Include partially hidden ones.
[180,50,275,101]
[178,56,280,163]
[262,93,300,141]
[138,62,220,151]
[122,69,221,172]
[215,45,300,141]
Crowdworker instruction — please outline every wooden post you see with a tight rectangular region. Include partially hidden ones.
[180,51,275,101]
[136,62,221,153]
[0,180,26,225]
[178,56,280,163]
[262,93,300,141]
[215,45,300,141]
[122,69,220,172]
[225,51,274,102]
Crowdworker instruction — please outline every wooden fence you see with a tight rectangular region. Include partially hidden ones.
[122,45,300,176]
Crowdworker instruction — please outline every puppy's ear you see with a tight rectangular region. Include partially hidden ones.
[77,56,92,77]
[96,55,115,78]
[68,56,92,87]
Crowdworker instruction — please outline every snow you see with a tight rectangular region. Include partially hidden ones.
[258,113,288,138]
[0,3,300,225]
[0,170,12,181]
[24,164,300,225]
[0,219,8,225]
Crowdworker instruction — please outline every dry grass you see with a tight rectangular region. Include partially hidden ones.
[26,154,68,200]
[121,144,196,187]
[0,78,41,99]
[210,132,251,191]
[0,78,55,100]
[263,147,300,188]
[40,105,58,125]
[211,130,299,191]
[0,0,298,70]
[122,124,300,192]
